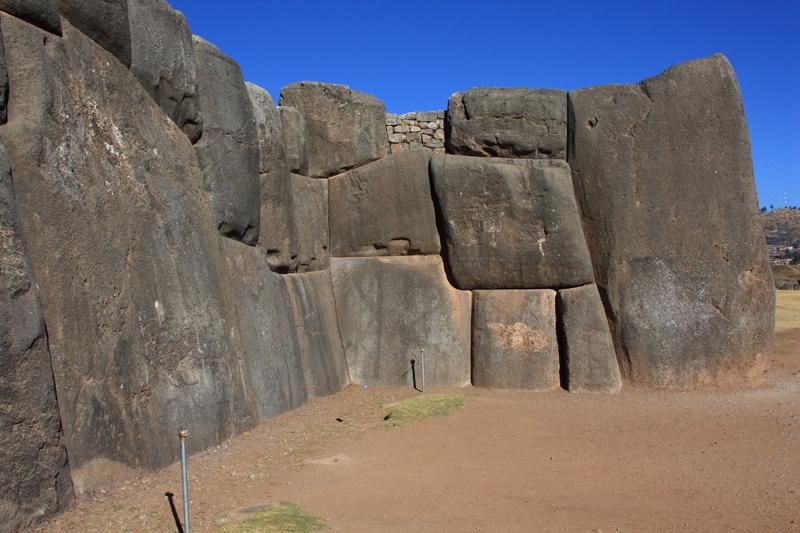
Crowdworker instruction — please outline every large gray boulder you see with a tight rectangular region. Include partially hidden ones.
[279,105,307,173]
[285,272,349,396]
[261,173,329,273]
[331,256,471,387]
[279,82,387,178]
[0,0,61,35]
[472,289,560,391]
[430,154,595,290]
[557,284,621,393]
[0,144,73,531]
[329,150,440,257]
[128,0,202,142]
[568,54,775,388]
[0,18,264,492]
[193,35,260,244]
[59,0,131,66]
[446,88,566,159]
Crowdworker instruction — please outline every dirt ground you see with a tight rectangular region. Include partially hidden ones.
[44,332,800,532]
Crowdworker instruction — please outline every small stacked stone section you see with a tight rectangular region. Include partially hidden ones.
[386,111,445,154]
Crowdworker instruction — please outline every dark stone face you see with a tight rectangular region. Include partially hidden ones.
[557,284,621,393]
[430,154,595,290]
[279,105,307,174]
[192,35,260,244]
[279,82,386,178]
[59,0,131,66]
[284,271,349,397]
[0,143,73,531]
[446,88,567,159]
[330,256,471,388]
[261,173,329,273]
[472,289,560,390]
[329,149,440,258]
[128,0,202,142]
[568,54,774,388]
[0,0,61,35]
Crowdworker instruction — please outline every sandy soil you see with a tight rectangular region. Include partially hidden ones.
[43,331,800,533]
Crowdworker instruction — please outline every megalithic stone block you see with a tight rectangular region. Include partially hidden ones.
[329,149,440,257]
[279,81,387,178]
[330,256,471,387]
[472,289,560,391]
[128,0,203,142]
[430,154,594,290]
[60,0,131,66]
[446,88,566,159]
[557,284,621,393]
[192,35,260,244]
[284,271,349,397]
[279,105,307,174]
[0,0,61,35]
[0,142,74,532]
[568,54,774,388]
[261,172,329,273]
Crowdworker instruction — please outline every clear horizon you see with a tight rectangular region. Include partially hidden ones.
[170,0,799,209]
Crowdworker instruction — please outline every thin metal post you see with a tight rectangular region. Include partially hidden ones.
[421,348,426,392]
[179,429,190,533]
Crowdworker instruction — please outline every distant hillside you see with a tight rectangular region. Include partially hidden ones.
[762,208,800,246]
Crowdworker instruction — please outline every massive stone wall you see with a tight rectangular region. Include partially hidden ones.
[0,0,773,529]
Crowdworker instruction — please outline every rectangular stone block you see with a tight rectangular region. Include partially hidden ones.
[430,154,594,290]
[329,150,440,257]
[279,82,386,178]
[568,55,774,388]
[446,88,566,159]
[557,284,621,393]
[193,35,260,244]
[472,289,560,390]
[261,173,329,273]
[285,272,349,397]
[330,256,471,387]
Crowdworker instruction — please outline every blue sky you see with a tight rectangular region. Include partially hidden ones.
[170,0,799,209]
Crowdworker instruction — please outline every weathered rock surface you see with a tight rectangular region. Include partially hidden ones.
[568,54,774,388]
[128,0,202,142]
[247,82,287,176]
[59,0,131,66]
[220,240,309,421]
[0,144,73,531]
[193,35,260,244]
[430,154,594,290]
[330,256,471,387]
[0,20,6,125]
[0,18,263,490]
[446,88,566,159]
[329,150,440,257]
[557,285,621,393]
[279,105,307,173]
[472,290,560,390]
[261,173,329,273]
[285,272,349,396]
[279,82,386,178]
[0,0,61,35]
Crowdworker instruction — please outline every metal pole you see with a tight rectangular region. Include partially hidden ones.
[421,348,425,392]
[179,429,190,533]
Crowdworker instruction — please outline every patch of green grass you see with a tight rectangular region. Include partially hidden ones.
[384,394,465,428]
[776,290,800,333]
[220,503,326,533]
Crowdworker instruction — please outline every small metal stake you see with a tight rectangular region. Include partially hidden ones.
[421,348,426,392]
[179,429,190,533]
